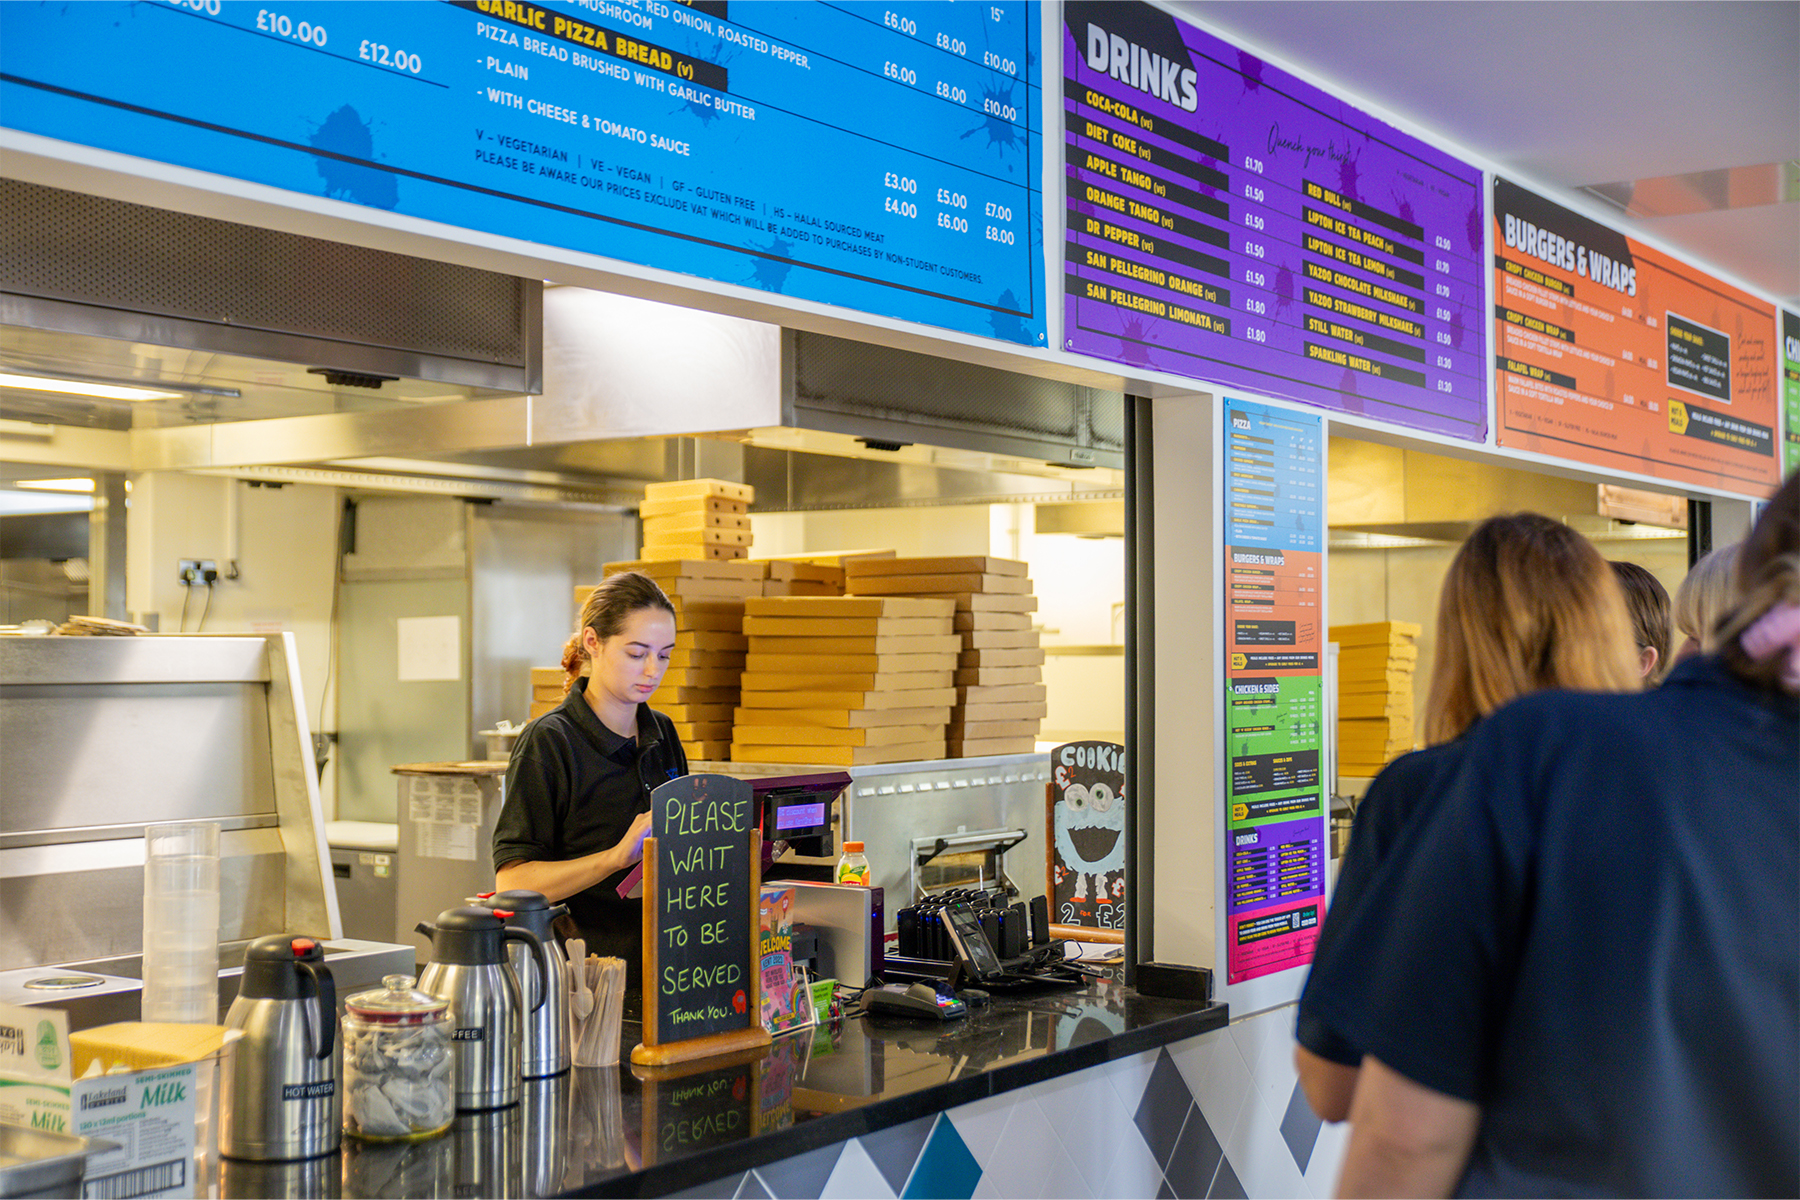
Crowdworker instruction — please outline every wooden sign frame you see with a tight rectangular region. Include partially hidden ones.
[633,823,772,1067]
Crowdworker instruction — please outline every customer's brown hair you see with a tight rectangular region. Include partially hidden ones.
[1716,471,1800,694]
[1425,514,1642,744]
[1610,560,1673,682]
[560,571,674,695]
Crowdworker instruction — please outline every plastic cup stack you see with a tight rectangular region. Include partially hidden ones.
[141,821,222,1023]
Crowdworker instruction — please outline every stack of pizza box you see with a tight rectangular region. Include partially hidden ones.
[528,667,564,721]
[730,595,958,766]
[638,478,753,562]
[844,556,1043,756]
[1332,620,1422,775]
[584,558,761,762]
[757,559,845,598]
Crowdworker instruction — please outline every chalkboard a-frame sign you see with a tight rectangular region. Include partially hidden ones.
[633,773,773,1067]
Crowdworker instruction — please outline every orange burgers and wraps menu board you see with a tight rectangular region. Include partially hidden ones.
[1492,177,1780,492]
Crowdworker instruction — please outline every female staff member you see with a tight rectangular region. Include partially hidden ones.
[492,572,688,985]
[1295,514,1642,1120]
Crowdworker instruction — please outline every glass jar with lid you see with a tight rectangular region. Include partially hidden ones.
[342,974,453,1141]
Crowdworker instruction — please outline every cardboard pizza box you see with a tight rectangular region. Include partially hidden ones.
[844,556,1028,578]
[737,671,954,692]
[742,651,957,674]
[739,686,958,710]
[730,705,952,729]
[744,596,954,619]
[637,494,750,519]
[954,666,1044,687]
[731,723,945,747]
[957,645,1046,665]
[729,740,947,767]
[642,478,754,504]
[847,572,1032,596]
[953,610,1035,632]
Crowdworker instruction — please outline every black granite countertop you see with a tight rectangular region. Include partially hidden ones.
[214,977,1226,1199]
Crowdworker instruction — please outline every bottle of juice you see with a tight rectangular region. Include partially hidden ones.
[835,841,870,885]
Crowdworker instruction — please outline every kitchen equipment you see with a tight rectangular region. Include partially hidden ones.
[0,1124,103,1199]
[341,974,453,1142]
[468,890,570,1079]
[414,907,547,1111]
[141,820,221,1023]
[220,935,342,1162]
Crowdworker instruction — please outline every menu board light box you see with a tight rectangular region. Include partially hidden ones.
[0,1,1045,346]
[1221,399,1325,986]
[1492,178,1781,492]
[1061,1,1487,441]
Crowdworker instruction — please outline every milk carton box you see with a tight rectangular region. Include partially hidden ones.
[0,1002,228,1198]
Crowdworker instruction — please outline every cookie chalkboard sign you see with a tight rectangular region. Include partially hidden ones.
[1047,741,1127,942]
[633,773,773,1067]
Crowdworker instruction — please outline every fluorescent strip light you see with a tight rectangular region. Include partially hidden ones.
[14,478,96,493]
[0,372,182,402]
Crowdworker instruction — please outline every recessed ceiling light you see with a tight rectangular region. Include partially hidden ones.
[14,478,95,493]
[0,372,183,402]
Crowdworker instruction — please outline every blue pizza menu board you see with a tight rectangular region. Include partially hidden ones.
[0,1,1045,346]
[1061,1,1487,439]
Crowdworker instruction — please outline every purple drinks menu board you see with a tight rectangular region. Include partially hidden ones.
[1061,2,1488,441]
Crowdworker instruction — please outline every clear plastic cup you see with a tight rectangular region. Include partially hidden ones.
[141,821,221,1023]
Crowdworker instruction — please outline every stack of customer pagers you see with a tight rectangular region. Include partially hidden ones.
[864,889,1074,1021]
[214,890,618,1163]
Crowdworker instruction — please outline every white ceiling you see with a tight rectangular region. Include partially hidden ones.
[1170,1,1800,307]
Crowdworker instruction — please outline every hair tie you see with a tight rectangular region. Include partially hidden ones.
[1739,600,1800,690]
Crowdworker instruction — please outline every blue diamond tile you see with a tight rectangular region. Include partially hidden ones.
[862,1114,938,1195]
[1279,1079,1324,1173]
[1163,1104,1223,1199]
[736,1173,775,1200]
[901,1115,983,1200]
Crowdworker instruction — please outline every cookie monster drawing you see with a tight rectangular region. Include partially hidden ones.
[1050,741,1127,932]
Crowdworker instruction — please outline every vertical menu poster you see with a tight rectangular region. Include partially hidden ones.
[0,2,1044,345]
[1221,399,1325,985]
[1784,310,1800,477]
[1493,178,1781,491]
[1061,2,1487,440]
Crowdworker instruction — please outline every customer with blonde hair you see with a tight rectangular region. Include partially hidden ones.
[1323,471,1798,1197]
[1296,514,1641,1120]
[1672,541,1740,662]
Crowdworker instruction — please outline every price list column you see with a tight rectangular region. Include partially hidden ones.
[1220,398,1326,986]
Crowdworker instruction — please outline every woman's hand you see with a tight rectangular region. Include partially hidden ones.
[615,811,653,866]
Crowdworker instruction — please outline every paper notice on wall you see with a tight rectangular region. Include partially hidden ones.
[413,820,478,862]
[397,615,461,682]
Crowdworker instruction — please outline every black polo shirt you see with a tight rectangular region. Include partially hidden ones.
[1296,735,1471,1065]
[1306,657,1798,1196]
[493,677,688,979]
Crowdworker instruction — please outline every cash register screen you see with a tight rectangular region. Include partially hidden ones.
[775,801,827,833]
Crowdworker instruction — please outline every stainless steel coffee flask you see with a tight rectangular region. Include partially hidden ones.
[469,889,570,1079]
[220,936,342,1161]
[415,906,547,1111]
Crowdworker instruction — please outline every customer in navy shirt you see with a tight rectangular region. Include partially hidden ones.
[1296,514,1642,1120]
[1320,470,1800,1198]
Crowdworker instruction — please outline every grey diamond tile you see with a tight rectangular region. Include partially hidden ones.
[1279,1079,1324,1173]
[1157,1180,1178,1200]
[1134,1050,1197,1166]
[1207,1156,1246,1200]
[1163,1104,1223,1199]
[862,1114,938,1195]
[737,1172,775,1200]
[752,1141,843,1200]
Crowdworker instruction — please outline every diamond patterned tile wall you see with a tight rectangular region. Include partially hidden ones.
[652,1003,1343,1199]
